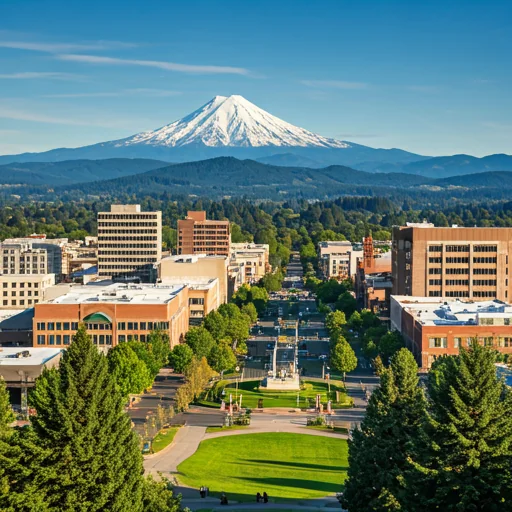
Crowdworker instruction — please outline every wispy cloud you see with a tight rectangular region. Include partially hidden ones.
[0,106,130,128]
[43,88,182,98]
[0,40,137,53]
[0,71,86,81]
[301,79,369,90]
[56,53,251,76]
[407,85,440,93]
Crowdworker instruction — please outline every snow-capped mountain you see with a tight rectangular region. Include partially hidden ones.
[0,95,426,168]
[115,95,350,149]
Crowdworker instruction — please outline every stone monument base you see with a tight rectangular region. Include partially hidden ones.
[262,374,300,390]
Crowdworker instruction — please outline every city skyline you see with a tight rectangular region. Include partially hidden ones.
[1,0,512,157]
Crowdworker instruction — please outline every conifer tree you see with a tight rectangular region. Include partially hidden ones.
[407,344,512,511]
[5,325,145,511]
[343,349,425,511]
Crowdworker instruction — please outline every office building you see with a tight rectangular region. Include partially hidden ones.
[318,241,363,280]
[230,243,270,284]
[392,224,512,301]
[1,241,47,275]
[391,295,512,370]
[0,273,55,309]
[97,205,162,282]
[178,211,230,256]
[32,282,189,350]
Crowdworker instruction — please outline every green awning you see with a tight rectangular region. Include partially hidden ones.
[83,312,112,323]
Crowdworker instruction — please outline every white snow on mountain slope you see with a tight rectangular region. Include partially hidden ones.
[114,95,350,149]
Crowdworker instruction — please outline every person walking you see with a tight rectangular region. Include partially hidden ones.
[263,491,269,503]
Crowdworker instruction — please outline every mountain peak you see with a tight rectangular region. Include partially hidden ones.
[115,95,350,149]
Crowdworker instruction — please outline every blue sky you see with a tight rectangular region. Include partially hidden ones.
[1,0,511,157]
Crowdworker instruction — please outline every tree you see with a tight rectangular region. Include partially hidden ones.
[169,344,194,374]
[0,377,16,501]
[0,377,14,430]
[379,331,404,362]
[142,474,184,512]
[241,302,258,323]
[330,337,357,380]
[325,310,346,332]
[127,340,160,379]
[260,272,283,293]
[347,311,363,331]
[208,339,237,373]
[108,343,152,398]
[203,310,228,340]
[248,285,269,314]
[184,327,215,359]
[5,325,145,511]
[335,291,357,318]
[407,344,512,511]
[299,241,316,264]
[343,349,426,512]
[146,330,171,369]
[225,316,250,353]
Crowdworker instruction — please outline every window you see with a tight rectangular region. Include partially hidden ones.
[2,283,6,289]
[499,337,512,348]
[454,337,461,348]
[473,268,496,275]
[140,334,146,343]
[473,280,497,286]
[446,257,469,264]
[446,290,469,297]
[429,268,442,275]
[63,322,70,330]
[37,322,45,330]
[429,290,441,297]
[56,322,61,330]
[56,335,62,345]
[140,322,147,330]
[445,279,469,286]
[480,318,494,325]
[445,245,469,252]
[473,257,497,264]
[429,337,447,348]
[106,335,112,345]
[118,335,126,343]
[429,257,442,264]
[474,245,497,252]
[189,298,205,305]
[428,245,443,252]
[47,322,55,330]
[118,322,126,330]
[71,322,78,331]
[48,335,55,345]
[63,335,70,345]
[446,268,469,275]
[429,279,442,286]
[37,335,45,345]
[479,337,494,347]
[127,322,138,330]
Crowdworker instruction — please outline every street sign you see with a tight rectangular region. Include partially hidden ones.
[235,366,240,372]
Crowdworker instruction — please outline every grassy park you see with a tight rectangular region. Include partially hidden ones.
[218,379,352,409]
[177,433,348,500]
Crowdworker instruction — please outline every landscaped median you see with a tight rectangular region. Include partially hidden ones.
[149,426,179,454]
[202,379,353,410]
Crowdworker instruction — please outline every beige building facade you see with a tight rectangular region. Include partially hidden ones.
[318,241,363,280]
[0,273,55,309]
[97,204,162,282]
[230,243,270,284]
[1,242,47,275]
[392,224,512,301]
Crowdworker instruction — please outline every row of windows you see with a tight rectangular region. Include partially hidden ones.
[97,257,158,263]
[428,245,498,253]
[445,245,470,252]
[480,317,511,325]
[446,279,469,286]
[2,282,39,288]
[189,298,204,305]
[98,244,159,249]
[98,221,159,227]
[429,337,512,349]
[3,299,38,306]
[474,245,498,252]
[473,291,498,298]
[473,279,497,286]
[98,236,158,242]
[98,214,159,220]
[428,267,499,275]
[3,291,38,297]
[37,321,169,331]
[98,250,158,256]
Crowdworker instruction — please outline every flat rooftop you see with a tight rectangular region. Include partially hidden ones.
[0,347,62,366]
[161,254,227,263]
[393,296,512,326]
[50,282,186,305]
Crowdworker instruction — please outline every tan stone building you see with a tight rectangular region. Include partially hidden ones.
[97,205,162,282]
[0,273,55,309]
[32,282,189,350]
[392,224,512,301]
[1,241,47,275]
[178,211,230,256]
[318,241,363,280]
[230,243,270,284]
[158,254,229,305]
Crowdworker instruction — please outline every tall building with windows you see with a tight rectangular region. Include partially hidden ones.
[1,242,47,275]
[392,224,512,301]
[97,205,162,282]
[177,211,230,257]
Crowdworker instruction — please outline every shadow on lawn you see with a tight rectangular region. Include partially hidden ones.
[233,476,344,494]
[242,459,348,472]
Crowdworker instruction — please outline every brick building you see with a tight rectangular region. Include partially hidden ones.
[392,224,512,301]
[177,211,230,257]
[390,295,512,370]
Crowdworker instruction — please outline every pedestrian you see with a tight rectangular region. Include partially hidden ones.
[263,491,269,503]
[256,492,261,502]
[220,492,228,505]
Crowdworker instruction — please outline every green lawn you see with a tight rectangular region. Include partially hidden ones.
[177,432,348,500]
[151,427,179,453]
[222,379,351,409]
[205,425,249,434]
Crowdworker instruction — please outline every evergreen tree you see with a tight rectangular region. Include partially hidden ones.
[407,344,512,511]
[5,325,145,511]
[343,349,426,511]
